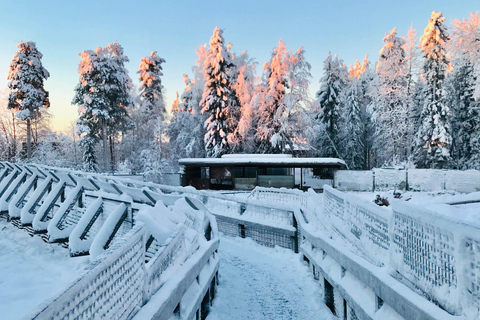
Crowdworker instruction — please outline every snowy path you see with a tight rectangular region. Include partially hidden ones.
[206,236,335,320]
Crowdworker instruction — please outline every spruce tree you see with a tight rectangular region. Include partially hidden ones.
[338,79,364,169]
[7,41,50,159]
[414,11,452,169]
[314,52,347,158]
[138,51,166,119]
[373,28,414,165]
[200,27,239,157]
[73,43,133,172]
[256,41,311,154]
[167,46,208,163]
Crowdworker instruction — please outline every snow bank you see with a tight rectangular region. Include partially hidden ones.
[0,219,89,320]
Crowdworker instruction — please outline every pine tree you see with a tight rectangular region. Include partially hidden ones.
[200,27,239,157]
[138,51,166,119]
[73,43,133,172]
[414,11,452,169]
[167,46,208,164]
[450,12,480,101]
[338,79,364,169]
[232,52,258,153]
[256,41,311,154]
[373,27,414,165]
[445,58,478,168]
[313,52,347,158]
[448,14,480,168]
[7,41,50,159]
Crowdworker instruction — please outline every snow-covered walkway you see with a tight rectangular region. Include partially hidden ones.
[206,236,335,320]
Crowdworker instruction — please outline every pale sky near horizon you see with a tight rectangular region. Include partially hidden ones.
[0,1,476,132]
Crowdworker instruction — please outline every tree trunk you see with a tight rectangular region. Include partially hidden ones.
[26,118,32,158]
[12,113,17,160]
[109,135,115,173]
[102,119,108,172]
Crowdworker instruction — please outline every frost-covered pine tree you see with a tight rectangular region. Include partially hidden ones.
[118,51,167,175]
[7,41,50,159]
[444,58,478,168]
[256,41,311,154]
[414,11,452,169]
[372,27,414,166]
[450,12,480,101]
[338,78,364,169]
[167,46,208,163]
[138,51,166,119]
[232,51,258,153]
[313,52,347,158]
[200,27,240,157]
[73,43,133,172]
[448,13,480,168]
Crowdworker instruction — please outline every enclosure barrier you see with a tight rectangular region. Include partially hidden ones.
[0,161,220,320]
[3,161,479,319]
[335,168,480,193]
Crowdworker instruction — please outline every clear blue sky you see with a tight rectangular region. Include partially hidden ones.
[0,0,476,132]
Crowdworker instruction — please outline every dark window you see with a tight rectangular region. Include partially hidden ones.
[201,167,210,179]
[234,167,256,178]
[325,279,335,315]
[239,224,246,238]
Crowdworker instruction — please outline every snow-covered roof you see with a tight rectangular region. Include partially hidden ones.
[179,157,346,168]
[221,154,292,159]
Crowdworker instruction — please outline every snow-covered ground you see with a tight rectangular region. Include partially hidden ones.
[206,235,335,320]
[0,218,89,320]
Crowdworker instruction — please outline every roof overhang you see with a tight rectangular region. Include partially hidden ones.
[179,157,346,168]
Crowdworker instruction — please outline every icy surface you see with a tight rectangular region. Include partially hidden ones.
[206,236,334,320]
[0,218,88,320]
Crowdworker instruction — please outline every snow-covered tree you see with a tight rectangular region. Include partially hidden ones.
[450,12,480,100]
[138,51,166,119]
[414,11,452,169]
[200,27,240,157]
[312,52,347,158]
[447,13,480,168]
[230,51,257,153]
[255,40,311,154]
[403,25,419,94]
[73,42,134,172]
[7,41,50,159]
[444,58,478,168]
[338,78,364,169]
[118,51,168,175]
[372,27,414,165]
[167,46,208,163]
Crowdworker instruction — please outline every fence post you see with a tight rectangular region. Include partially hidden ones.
[372,171,375,192]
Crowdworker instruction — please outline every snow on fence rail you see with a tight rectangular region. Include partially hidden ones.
[321,184,480,318]
[0,161,220,320]
[323,186,391,267]
[30,225,145,320]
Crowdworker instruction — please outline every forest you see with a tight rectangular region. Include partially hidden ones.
[0,11,479,180]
